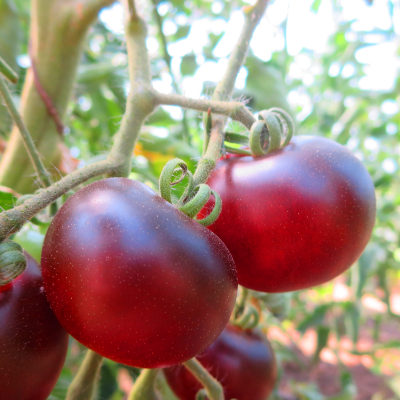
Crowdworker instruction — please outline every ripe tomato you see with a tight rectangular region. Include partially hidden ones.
[164,324,277,400]
[199,135,376,292]
[41,178,237,369]
[0,252,69,400]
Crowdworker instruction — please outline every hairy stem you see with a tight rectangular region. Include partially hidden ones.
[65,350,103,400]
[193,0,269,187]
[0,75,51,188]
[107,5,155,177]
[155,92,255,130]
[183,358,224,400]
[0,159,119,241]
[128,369,160,400]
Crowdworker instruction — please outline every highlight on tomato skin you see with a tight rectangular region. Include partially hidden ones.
[41,177,238,369]
[0,252,69,400]
[199,135,376,293]
[164,323,278,400]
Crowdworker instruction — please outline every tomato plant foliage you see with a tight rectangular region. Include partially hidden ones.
[41,178,238,369]
[0,252,69,400]
[200,136,376,292]
[164,324,277,400]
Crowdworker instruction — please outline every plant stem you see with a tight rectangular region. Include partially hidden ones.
[65,350,103,400]
[183,358,224,400]
[0,159,119,241]
[192,0,269,187]
[128,369,160,400]
[0,56,18,84]
[107,3,156,178]
[155,92,255,129]
[0,75,52,188]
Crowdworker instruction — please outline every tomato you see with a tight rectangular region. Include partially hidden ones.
[199,135,376,292]
[41,178,237,369]
[0,252,69,400]
[164,324,277,400]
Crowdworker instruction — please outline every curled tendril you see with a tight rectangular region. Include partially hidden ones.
[230,303,260,330]
[159,158,222,227]
[249,108,295,157]
[0,241,27,286]
[195,389,208,400]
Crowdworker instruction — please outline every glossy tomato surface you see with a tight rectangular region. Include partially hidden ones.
[164,324,277,400]
[200,135,376,292]
[0,252,69,400]
[41,178,237,369]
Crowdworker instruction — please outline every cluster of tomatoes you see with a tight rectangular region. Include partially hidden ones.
[0,134,375,400]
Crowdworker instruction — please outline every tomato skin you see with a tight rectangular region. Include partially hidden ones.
[200,135,376,292]
[0,252,69,400]
[41,178,237,369]
[164,324,277,400]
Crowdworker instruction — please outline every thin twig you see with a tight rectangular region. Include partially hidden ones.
[155,92,255,129]
[0,76,52,188]
[193,0,269,187]
[0,56,18,84]
[0,158,118,241]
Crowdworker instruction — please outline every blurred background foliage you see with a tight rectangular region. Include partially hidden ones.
[0,0,399,399]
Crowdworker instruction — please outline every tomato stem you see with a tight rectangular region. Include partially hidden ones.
[183,358,225,400]
[128,369,160,400]
[0,75,52,188]
[192,0,270,187]
[65,350,103,400]
[0,56,18,84]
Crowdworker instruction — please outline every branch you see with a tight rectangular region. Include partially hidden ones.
[155,92,256,130]
[65,350,103,400]
[107,2,155,177]
[0,159,119,241]
[183,358,224,400]
[0,75,52,188]
[193,0,269,186]
[0,56,18,84]
[213,1,269,102]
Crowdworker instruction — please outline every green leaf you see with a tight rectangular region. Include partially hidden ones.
[224,132,249,145]
[0,190,16,211]
[297,304,330,334]
[311,0,322,12]
[312,325,330,364]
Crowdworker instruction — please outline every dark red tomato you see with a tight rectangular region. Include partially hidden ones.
[41,178,237,369]
[199,135,376,292]
[0,252,69,400]
[164,324,277,400]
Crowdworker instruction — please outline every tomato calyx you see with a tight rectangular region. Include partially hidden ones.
[249,108,295,157]
[230,287,260,330]
[159,158,222,227]
[0,241,27,286]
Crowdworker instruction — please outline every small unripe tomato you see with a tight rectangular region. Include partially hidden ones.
[164,324,277,400]
[199,135,376,292]
[0,252,69,400]
[42,178,237,368]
